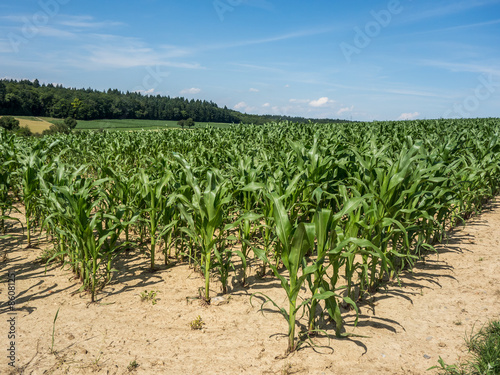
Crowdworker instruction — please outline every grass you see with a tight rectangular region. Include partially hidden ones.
[190,316,205,330]
[127,359,139,372]
[139,290,158,305]
[75,118,236,131]
[430,320,500,374]
[1,116,54,133]
[2,116,237,133]
[51,307,60,354]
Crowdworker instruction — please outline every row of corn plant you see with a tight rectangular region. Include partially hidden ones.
[2,119,500,343]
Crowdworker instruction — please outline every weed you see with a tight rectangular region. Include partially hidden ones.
[127,359,139,372]
[429,320,500,374]
[36,247,58,264]
[190,315,205,330]
[281,362,293,375]
[51,307,60,354]
[139,290,158,305]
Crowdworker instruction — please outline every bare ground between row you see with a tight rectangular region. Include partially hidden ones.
[0,201,499,374]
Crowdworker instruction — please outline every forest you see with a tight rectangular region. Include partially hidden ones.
[0,79,347,125]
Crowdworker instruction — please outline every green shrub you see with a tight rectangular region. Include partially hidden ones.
[64,117,78,129]
[42,122,71,136]
[0,116,20,131]
[15,126,33,137]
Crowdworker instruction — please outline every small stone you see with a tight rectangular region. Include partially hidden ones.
[211,296,228,306]
[424,354,431,360]
[426,336,433,341]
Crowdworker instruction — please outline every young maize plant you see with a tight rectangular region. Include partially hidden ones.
[306,194,370,335]
[17,140,61,248]
[102,166,137,245]
[4,118,500,348]
[174,154,232,303]
[136,169,174,270]
[252,193,326,354]
[44,175,129,302]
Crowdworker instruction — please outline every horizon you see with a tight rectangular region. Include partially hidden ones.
[1,0,499,121]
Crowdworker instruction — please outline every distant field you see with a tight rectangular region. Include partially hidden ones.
[2,116,236,133]
[0,116,54,134]
[75,119,236,131]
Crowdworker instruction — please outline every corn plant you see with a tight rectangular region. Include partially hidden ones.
[251,193,323,353]
[136,168,174,270]
[175,154,232,303]
[44,176,130,302]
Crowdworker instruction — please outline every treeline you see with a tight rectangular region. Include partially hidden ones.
[233,112,349,125]
[0,79,239,123]
[0,79,350,124]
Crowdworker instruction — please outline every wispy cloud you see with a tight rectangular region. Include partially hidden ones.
[289,99,310,104]
[337,106,354,116]
[229,63,285,73]
[400,18,500,38]
[56,15,124,29]
[36,26,76,38]
[327,82,448,99]
[180,88,201,95]
[234,101,247,110]
[249,88,259,92]
[72,35,204,70]
[405,0,500,23]
[420,60,500,77]
[135,88,159,95]
[204,27,336,51]
[244,0,274,11]
[309,97,332,107]
[0,39,13,53]
[82,47,203,69]
[398,112,420,120]
[234,101,258,113]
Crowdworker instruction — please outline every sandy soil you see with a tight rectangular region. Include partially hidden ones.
[19,118,53,134]
[1,201,499,375]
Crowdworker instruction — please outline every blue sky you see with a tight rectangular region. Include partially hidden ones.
[0,0,499,121]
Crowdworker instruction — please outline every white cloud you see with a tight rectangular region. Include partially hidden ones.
[289,98,310,104]
[204,27,337,51]
[398,112,420,120]
[284,84,290,88]
[406,1,500,23]
[57,15,124,29]
[337,106,354,115]
[37,26,76,38]
[262,103,270,107]
[0,39,13,53]
[249,88,259,92]
[245,0,275,11]
[234,102,258,113]
[135,88,157,95]
[180,87,201,95]
[82,41,203,69]
[309,97,333,107]
[419,59,500,78]
[234,101,248,110]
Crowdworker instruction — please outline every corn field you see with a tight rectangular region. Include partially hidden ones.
[1,118,500,353]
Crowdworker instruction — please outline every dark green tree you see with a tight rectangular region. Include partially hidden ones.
[0,81,6,105]
[185,118,195,128]
[0,116,20,131]
[64,117,78,129]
